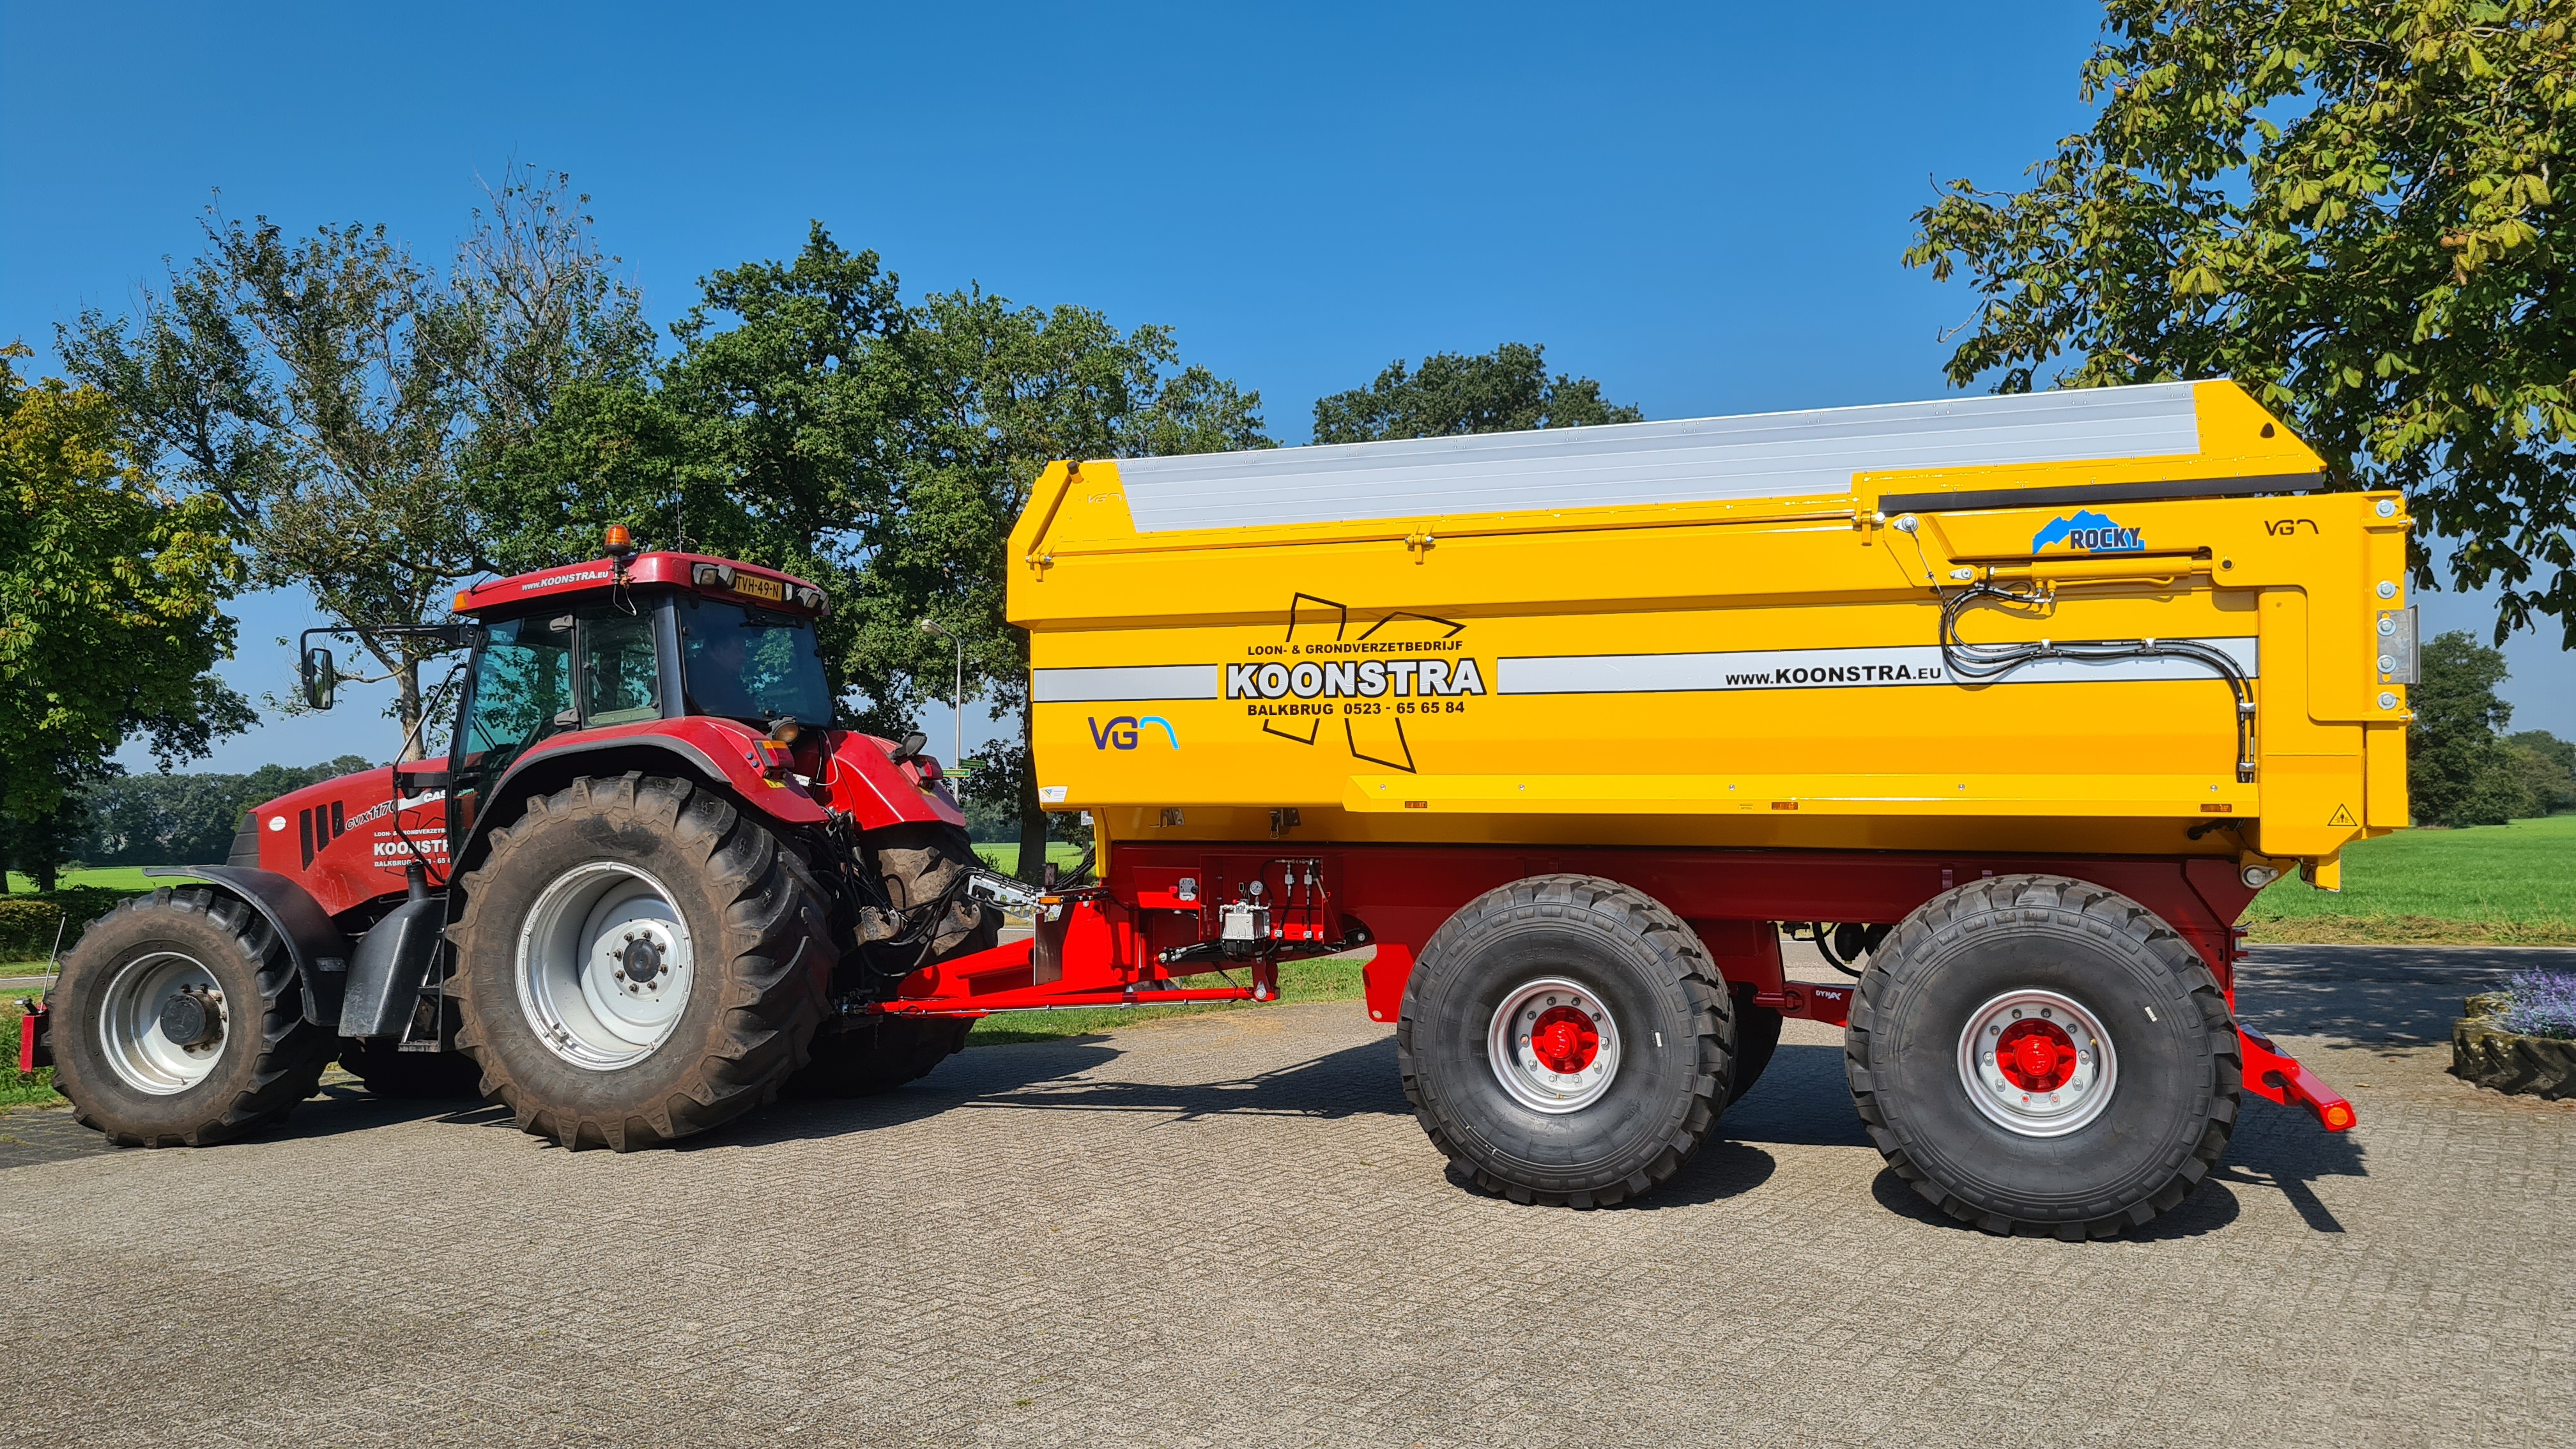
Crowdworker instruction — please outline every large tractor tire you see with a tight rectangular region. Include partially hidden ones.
[789,822,997,1098]
[337,1040,486,1100]
[1846,874,2240,1239]
[48,887,333,1147]
[449,773,831,1151]
[1399,875,1736,1209]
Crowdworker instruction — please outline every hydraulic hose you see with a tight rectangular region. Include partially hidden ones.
[1938,581,2257,783]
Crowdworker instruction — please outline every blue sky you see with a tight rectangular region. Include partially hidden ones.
[3,0,2566,768]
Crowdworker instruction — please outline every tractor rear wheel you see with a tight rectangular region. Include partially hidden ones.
[450,772,831,1150]
[1399,874,1735,1208]
[48,887,333,1147]
[1846,874,2241,1239]
[789,822,996,1098]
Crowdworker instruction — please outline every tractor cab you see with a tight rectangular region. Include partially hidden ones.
[442,548,839,790]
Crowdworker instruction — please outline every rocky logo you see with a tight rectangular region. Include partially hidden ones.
[2031,509,2143,555]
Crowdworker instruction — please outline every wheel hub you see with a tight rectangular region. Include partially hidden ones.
[1488,979,1621,1114]
[515,862,695,1071]
[1528,1005,1600,1075]
[97,951,229,1095]
[1957,988,2117,1138]
[157,987,222,1050]
[618,935,664,986]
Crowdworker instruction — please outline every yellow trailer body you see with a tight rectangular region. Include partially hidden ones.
[1009,379,2410,882]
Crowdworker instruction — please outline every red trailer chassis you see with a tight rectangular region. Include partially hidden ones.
[877,842,2355,1133]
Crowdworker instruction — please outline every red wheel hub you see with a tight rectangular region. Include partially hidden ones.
[1995,1018,2077,1092]
[1528,1004,1601,1075]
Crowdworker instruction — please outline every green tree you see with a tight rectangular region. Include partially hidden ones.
[496,228,1268,878]
[2504,728,2576,813]
[2407,629,2531,825]
[861,284,1269,876]
[77,755,375,866]
[0,346,252,889]
[1312,342,1642,443]
[64,169,648,753]
[1904,1,2576,644]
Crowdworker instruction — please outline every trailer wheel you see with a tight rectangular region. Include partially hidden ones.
[450,773,831,1151]
[47,887,332,1147]
[1729,997,1784,1105]
[337,1040,486,1100]
[788,823,995,1097]
[1846,874,2240,1239]
[1399,875,1735,1208]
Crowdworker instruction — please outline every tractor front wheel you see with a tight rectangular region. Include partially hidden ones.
[450,773,831,1150]
[48,887,333,1147]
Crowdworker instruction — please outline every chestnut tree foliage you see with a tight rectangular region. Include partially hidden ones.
[1905,1,2576,643]
[1312,342,1639,443]
[483,225,1271,875]
[0,347,250,888]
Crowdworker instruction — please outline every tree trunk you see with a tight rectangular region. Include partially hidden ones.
[1015,709,1049,885]
[397,661,426,762]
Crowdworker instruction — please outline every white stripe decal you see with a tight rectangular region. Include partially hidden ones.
[1498,638,2257,695]
[1031,664,1222,703]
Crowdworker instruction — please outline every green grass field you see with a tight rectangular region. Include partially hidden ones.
[4,866,161,894]
[2,982,58,1108]
[965,842,1090,878]
[965,954,1367,1045]
[2241,813,2575,944]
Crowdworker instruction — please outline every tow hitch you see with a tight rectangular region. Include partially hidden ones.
[17,997,50,1073]
[2237,1024,2356,1131]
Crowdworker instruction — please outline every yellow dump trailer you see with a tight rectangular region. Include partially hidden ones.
[999,379,2396,1234]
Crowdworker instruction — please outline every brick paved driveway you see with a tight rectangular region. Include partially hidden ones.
[3,946,2569,1448]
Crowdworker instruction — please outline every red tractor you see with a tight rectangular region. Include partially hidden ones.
[31,534,1050,1149]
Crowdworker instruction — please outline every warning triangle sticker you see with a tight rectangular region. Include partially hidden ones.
[2327,804,2358,827]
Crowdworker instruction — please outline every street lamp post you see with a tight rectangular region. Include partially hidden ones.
[917,618,963,769]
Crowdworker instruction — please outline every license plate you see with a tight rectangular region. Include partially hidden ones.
[732,574,786,602]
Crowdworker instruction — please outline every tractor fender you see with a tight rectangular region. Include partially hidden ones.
[452,721,831,888]
[140,866,353,1029]
[824,730,968,831]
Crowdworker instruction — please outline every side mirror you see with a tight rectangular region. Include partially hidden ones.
[301,647,337,711]
[888,732,928,763]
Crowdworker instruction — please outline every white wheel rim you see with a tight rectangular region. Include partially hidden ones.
[1487,977,1621,1114]
[98,950,230,1094]
[515,862,695,1071]
[1957,988,2118,1138]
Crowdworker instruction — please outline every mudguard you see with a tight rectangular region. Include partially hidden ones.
[341,898,442,1038]
[141,866,353,1028]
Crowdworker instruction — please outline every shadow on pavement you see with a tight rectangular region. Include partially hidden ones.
[1867,1164,2251,1240]
[2234,944,2574,1047]
[2213,1096,2371,1233]
[689,1038,1419,1152]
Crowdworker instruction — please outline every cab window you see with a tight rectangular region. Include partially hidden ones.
[677,594,834,726]
[579,606,662,726]
[461,615,571,773]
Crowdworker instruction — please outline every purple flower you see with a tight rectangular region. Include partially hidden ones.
[2499,970,2576,1040]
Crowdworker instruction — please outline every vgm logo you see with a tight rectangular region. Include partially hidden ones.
[1089,715,1179,751]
